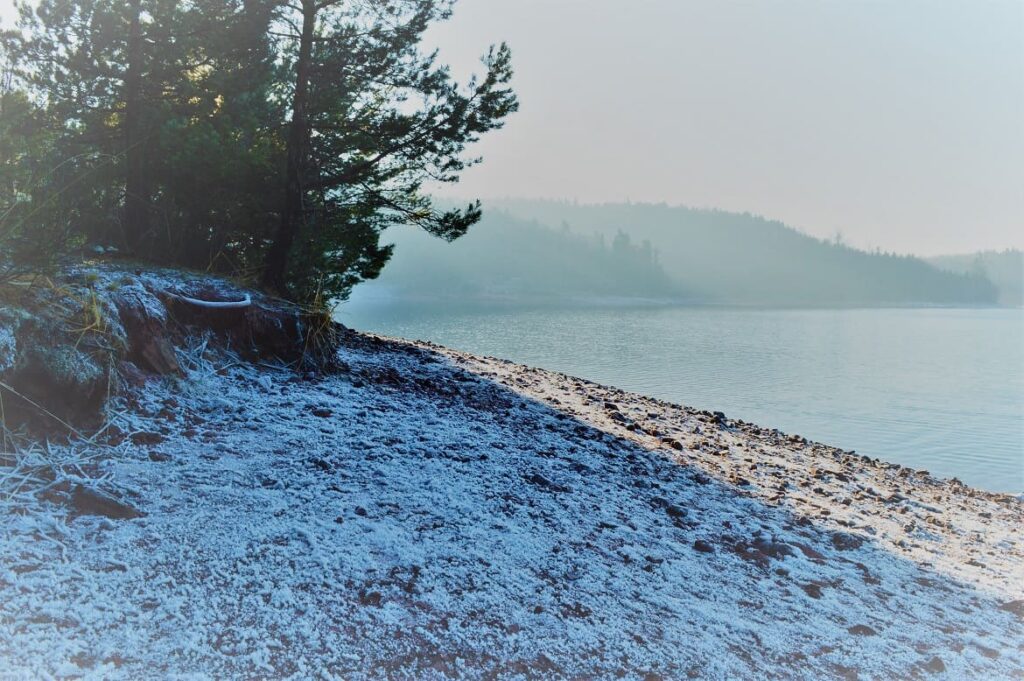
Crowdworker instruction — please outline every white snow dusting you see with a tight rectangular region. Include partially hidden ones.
[1,332,1021,679]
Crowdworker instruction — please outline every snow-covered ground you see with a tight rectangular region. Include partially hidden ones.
[1,330,1021,679]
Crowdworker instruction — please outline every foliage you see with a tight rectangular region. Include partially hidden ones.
[0,46,76,286]
[4,0,516,303]
[8,0,281,266]
[263,0,517,300]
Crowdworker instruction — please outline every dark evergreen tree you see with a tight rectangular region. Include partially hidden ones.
[9,0,278,263]
[0,41,71,284]
[8,0,515,302]
[260,0,518,299]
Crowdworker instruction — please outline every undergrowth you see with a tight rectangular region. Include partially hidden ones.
[300,279,339,371]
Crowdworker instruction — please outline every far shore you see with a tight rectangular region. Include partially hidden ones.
[343,291,1023,311]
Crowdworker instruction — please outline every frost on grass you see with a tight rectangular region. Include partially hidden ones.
[0,325,15,374]
[0,307,32,375]
[0,332,1022,680]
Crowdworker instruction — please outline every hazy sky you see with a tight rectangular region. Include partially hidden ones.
[3,1,1021,254]
[423,0,1023,255]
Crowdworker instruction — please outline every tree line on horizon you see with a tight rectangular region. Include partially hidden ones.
[926,249,1023,307]
[0,0,517,302]
[360,203,1003,307]
[356,211,679,301]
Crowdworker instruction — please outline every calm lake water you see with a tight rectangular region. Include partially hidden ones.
[339,301,1024,493]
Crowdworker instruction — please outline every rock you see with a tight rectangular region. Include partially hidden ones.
[751,537,795,560]
[131,431,166,446]
[664,503,687,520]
[847,624,877,636]
[923,657,945,674]
[118,361,148,388]
[831,532,864,551]
[973,643,1000,659]
[998,599,1024,621]
[831,664,859,680]
[801,583,823,599]
[359,590,382,607]
[70,485,143,520]
[115,285,179,375]
[523,472,572,493]
[311,407,332,418]
[693,540,715,554]
[727,536,794,569]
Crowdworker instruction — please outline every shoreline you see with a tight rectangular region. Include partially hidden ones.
[2,322,1021,678]
[343,291,1024,311]
[416,336,1024,584]
[410,338,1024,498]
[337,308,1024,495]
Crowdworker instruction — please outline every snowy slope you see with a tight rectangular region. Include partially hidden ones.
[1,331,1021,679]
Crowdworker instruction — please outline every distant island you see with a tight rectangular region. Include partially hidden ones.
[355,201,1012,307]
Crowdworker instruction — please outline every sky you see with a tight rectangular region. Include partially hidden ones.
[421,0,1023,255]
[2,1,1021,255]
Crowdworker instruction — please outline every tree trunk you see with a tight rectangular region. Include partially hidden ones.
[261,0,316,296]
[123,0,151,254]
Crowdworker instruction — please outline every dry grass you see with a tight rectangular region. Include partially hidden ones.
[299,277,341,371]
[0,407,126,519]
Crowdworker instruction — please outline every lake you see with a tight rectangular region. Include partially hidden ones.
[338,300,1024,493]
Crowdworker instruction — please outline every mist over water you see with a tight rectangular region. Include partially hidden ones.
[340,301,1024,493]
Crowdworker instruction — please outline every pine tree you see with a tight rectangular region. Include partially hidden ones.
[259,0,517,299]
[11,0,278,262]
[0,39,75,283]
[10,0,515,303]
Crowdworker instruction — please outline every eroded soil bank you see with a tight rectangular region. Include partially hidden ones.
[1,267,1021,679]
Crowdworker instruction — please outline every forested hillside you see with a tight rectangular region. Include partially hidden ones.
[356,201,1000,306]
[354,210,679,302]
[469,200,999,306]
[928,250,1023,307]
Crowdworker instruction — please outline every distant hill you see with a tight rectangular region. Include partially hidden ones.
[352,209,680,302]
[927,250,1022,307]
[483,200,999,306]
[352,201,1000,307]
